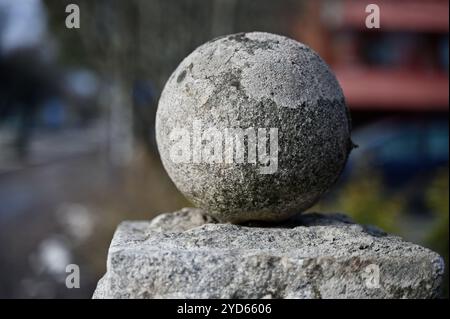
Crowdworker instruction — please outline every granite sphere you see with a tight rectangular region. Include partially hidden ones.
[156,32,353,223]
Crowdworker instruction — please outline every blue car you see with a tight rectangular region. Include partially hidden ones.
[344,118,449,188]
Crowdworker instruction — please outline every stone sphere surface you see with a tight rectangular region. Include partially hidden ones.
[156,32,353,223]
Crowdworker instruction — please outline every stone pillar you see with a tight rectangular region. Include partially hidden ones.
[94,32,444,299]
[93,208,444,299]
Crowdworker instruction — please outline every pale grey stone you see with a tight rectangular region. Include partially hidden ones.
[156,32,354,223]
[93,208,444,299]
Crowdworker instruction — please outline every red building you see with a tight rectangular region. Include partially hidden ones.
[293,0,449,112]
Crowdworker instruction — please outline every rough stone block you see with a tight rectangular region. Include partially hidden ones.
[93,208,444,299]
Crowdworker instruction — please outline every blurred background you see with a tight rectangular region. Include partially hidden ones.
[0,0,448,298]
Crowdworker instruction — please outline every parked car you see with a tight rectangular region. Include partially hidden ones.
[345,118,448,186]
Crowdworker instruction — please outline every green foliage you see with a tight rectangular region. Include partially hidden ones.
[315,168,403,233]
[425,167,449,298]
[314,165,449,297]
[336,173,403,233]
